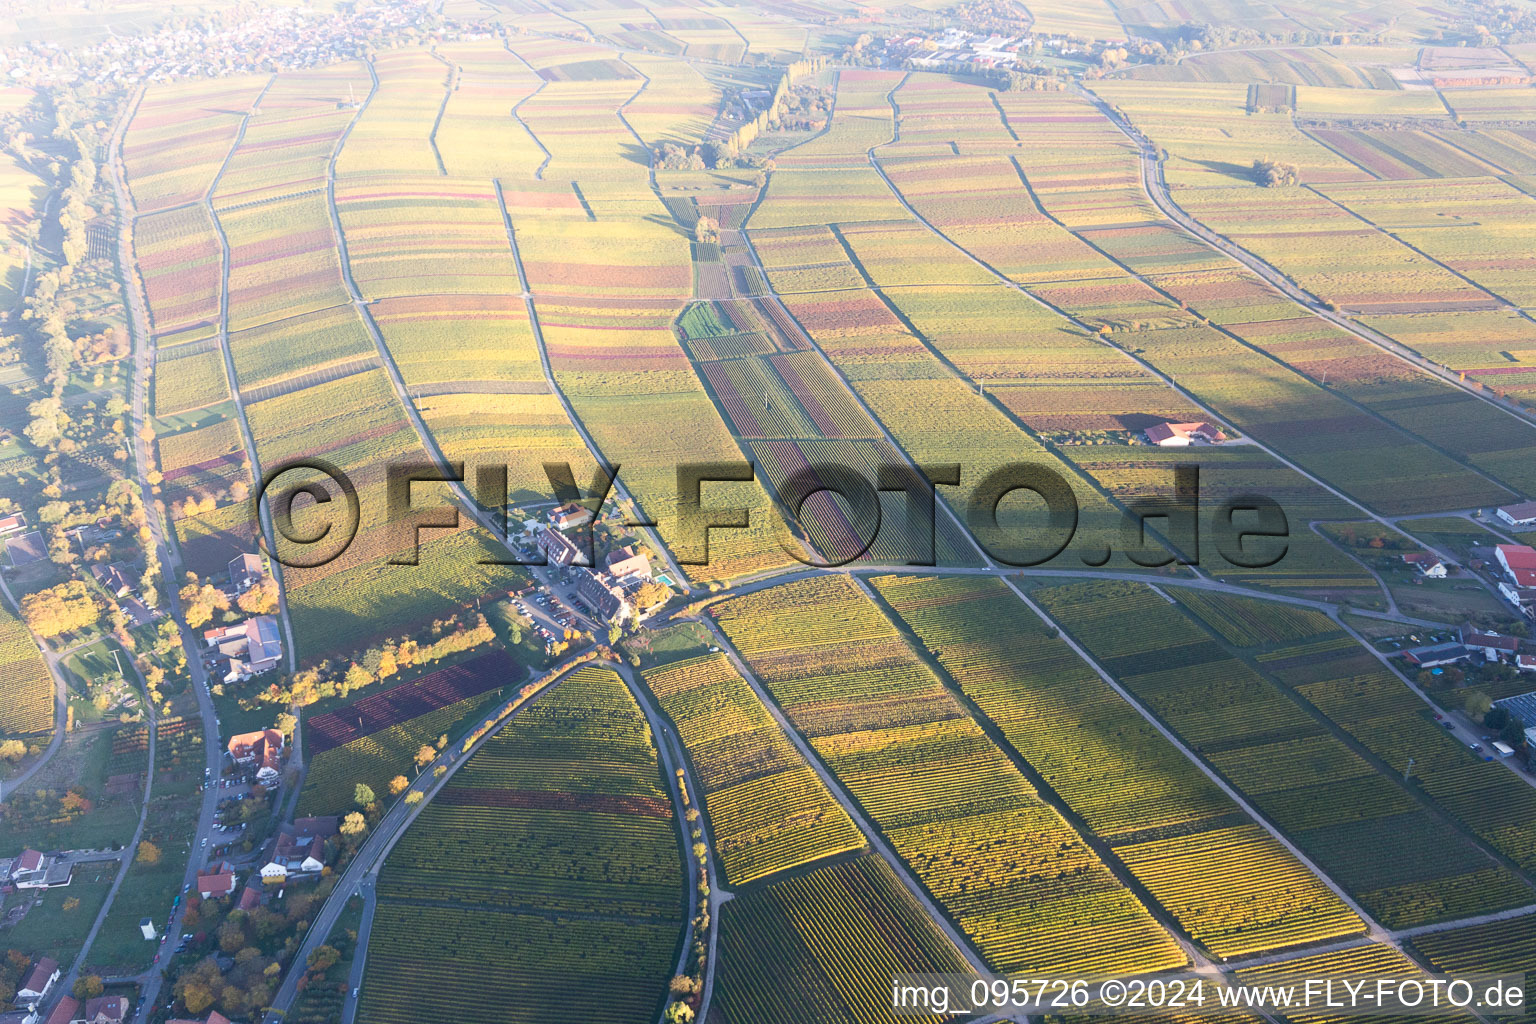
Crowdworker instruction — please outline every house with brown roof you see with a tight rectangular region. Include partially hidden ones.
[1496,501,1536,527]
[536,524,583,567]
[16,957,58,1004]
[197,866,237,899]
[227,728,284,785]
[0,511,27,536]
[575,570,631,623]
[1402,552,1447,578]
[1461,625,1522,661]
[228,552,264,591]
[604,545,651,580]
[548,502,594,530]
[41,996,76,1024]
[89,562,134,599]
[80,996,127,1024]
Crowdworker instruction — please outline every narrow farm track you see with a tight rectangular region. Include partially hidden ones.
[500,45,553,180]
[1083,87,1536,434]
[616,661,720,1024]
[860,77,1462,569]
[693,614,998,980]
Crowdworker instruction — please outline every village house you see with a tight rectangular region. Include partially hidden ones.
[167,1012,231,1024]
[196,864,237,899]
[79,996,127,1024]
[575,569,631,624]
[0,511,26,536]
[1460,625,1522,662]
[237,884,263,911]
[604,545,652,581]
[41,997,75,1024]
[1495,501,1536,528]
[89,562,134,599]
[536,524,583,567]
[1403,642,1472,669]
[204,615,282,681]
[1519,654,1536,673]
[263,815,338,879]
[1144,421,1227,447]
[228,552,264,592]
[1495,544,1536,617]
[1402,552,1447,578]
[9,850,68,889]
[16,957,58,1005]
[548,502,594,530]
[227,728,284,786]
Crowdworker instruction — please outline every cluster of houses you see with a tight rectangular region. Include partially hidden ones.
[528,504,657,625]
[890,28,1098,68]
[257,816,338,886]
[0,0,449,89]
[1403,624,1536,672]
[33,994,131,1024]
[194,554,282,683]
[0,850,72,891]
[0,959,132,1024]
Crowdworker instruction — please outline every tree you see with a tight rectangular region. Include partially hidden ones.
[632,580,670,612]
[181,983,216,1016]
[404,791,424,805]
[353,783,375,806]
[1463,690,1492,718]
[73,976,104,1000]
[275,712,297,738]
[136,840,161,865]
[1500,718,1527,747]
[388,775,409,795]
[307,945,340,973]
[1251,157,1299,187]
[0,739,25,762]
[414,744,436,768]
[1485,707,1511,730]
[608,623,622,645]
[340,811,367,836]
[694,216,719,244]
[20,580,99,638]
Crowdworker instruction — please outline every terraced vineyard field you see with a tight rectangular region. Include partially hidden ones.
[362,666,684,1024]
[645,653,865,885]
[716,854,972,1024]
[1035,580,1535,928]
[872,574,1363,959]
[0,600,52,738]
[712,576,1186,975]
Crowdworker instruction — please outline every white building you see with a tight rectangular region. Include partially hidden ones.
[1496,501,1536,527]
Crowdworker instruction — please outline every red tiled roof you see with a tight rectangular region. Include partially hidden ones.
[1499,544,1536,570]
[20,955,58,994]
[44,996,78,1024]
